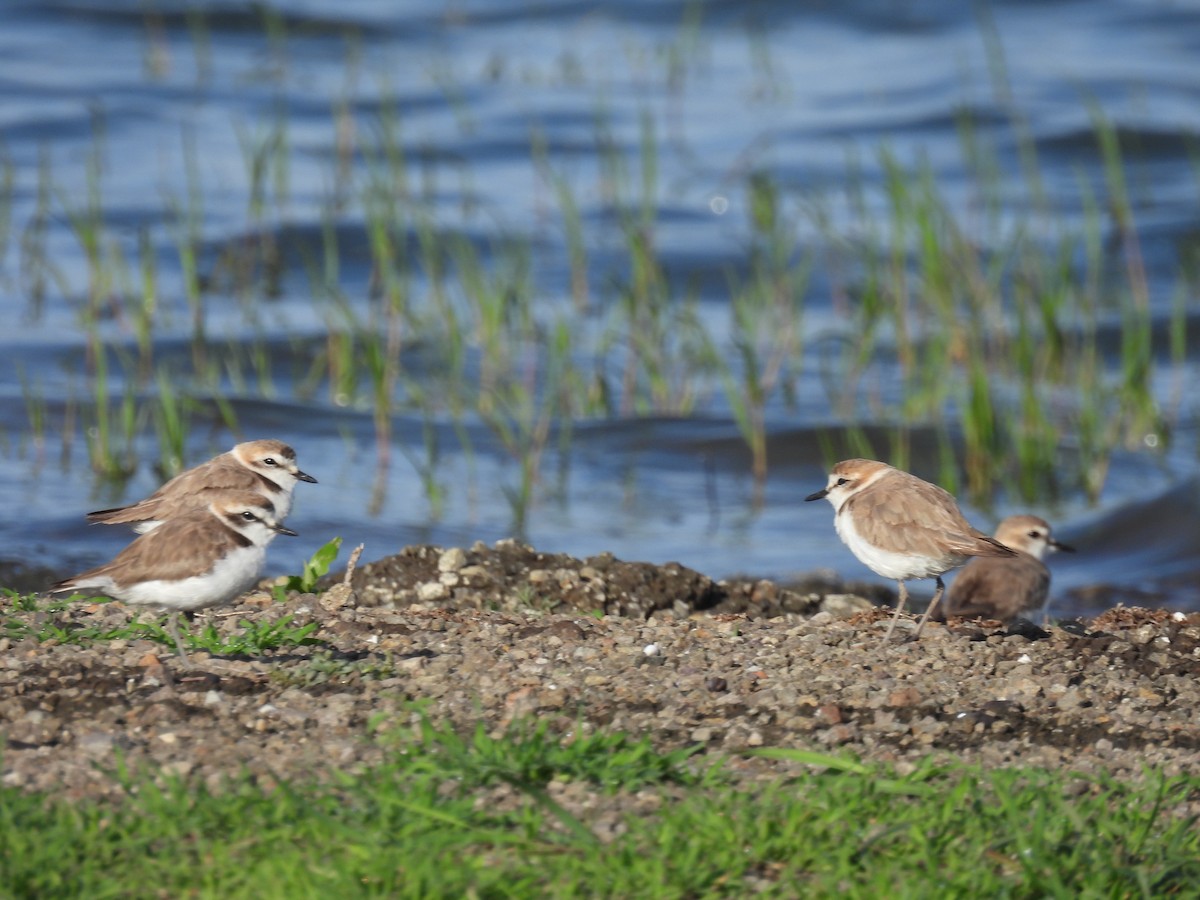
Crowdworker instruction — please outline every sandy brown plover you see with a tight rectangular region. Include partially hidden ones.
[939,514,1074,624]
[805,458,1017,644]
[52,491,297,666]
[87,439,316,533]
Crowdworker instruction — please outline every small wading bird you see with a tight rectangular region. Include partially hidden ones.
[938,515,1075,624]
[806,458,1017,645]
[87,439,316,533]
[51,491,297,667]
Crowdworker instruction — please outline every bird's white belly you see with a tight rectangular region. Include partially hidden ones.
[835,510,966,581]
[115,545,266,612]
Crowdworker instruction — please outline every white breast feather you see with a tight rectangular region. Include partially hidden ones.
[115,544,266,612]
[835,507,969,581]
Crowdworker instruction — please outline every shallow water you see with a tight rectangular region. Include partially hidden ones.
[2,0,1199,614]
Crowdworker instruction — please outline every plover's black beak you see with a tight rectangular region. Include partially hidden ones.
[1050,538,1075,553]
[805,488,829,502]
[296,470,318,484]
[274,524,299,537]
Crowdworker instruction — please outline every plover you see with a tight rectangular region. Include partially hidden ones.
[52,491,297,666]
[87,439,316,533]
[939,514,1074,624]
[805,458,1017,644]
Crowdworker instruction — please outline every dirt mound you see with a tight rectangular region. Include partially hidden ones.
[3,541,1199,801]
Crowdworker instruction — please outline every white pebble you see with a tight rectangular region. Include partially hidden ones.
[643,643,660,657]
[438,548,467,573]
[417,582,449,602]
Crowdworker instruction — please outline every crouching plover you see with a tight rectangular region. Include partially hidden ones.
[938,515,1074,624]
[87,439,316,533]
[51,491,297,666]
[805,458,1017,645]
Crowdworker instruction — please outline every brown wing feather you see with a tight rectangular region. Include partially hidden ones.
[942,555,1050,621]
[65,511,242,587]
[846,470,1015,560]
[86,454,254,524]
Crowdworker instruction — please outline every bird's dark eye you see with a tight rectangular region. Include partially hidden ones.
[836,478,849,486]
[241,511,257,521]
[1028,531,1040,539]
[263,457,278,467]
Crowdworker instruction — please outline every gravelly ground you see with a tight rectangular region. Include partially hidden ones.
[3,540,1199,808]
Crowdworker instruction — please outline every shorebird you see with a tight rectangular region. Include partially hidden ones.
[52,491,297,666]
[940,515,1074,623]
[805,458,1017,644]
[87,439,316,533]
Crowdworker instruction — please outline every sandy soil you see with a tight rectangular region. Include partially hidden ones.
[3,540,1199,804]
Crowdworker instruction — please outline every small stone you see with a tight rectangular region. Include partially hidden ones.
[818,724,856,746]
[438,548,467,573]
[161,760,195,778]
[417,582,449,602]
[1056,689,1084,711]
[78,732,116,755]
[1132,625,1157,645]
[820,594,874,618]
[321,583,358,611]
[887,687,922,708]
[816,704,842,725]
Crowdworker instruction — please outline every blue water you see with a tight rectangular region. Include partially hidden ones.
[2,0,1199,615]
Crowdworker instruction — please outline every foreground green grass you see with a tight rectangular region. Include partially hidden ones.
[2,717,1197,898]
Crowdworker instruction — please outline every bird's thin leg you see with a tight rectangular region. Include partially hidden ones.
[880,582,909,646]
[913,576,946,640]
[164,611,193,669]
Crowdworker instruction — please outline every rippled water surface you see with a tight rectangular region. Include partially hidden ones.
[3,0,1200,615]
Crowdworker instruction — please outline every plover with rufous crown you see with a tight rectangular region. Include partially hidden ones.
[52,490,297,666]
[805,458,1017,645]
[87,439,316,533]
[938,514,1074,624]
